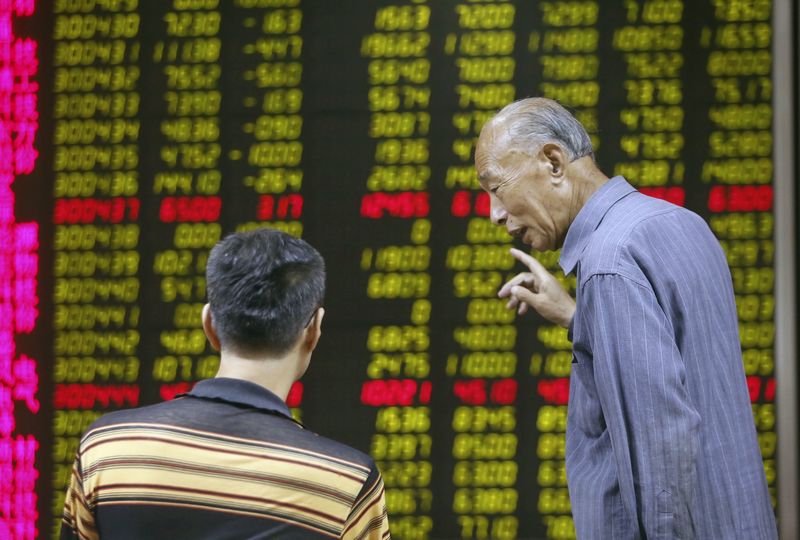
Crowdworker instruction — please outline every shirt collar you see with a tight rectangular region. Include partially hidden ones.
[182,377,299,424]
[559,176,637,275]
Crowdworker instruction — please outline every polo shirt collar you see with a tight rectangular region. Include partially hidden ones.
[184,377,297,423]
[559,176,637,275]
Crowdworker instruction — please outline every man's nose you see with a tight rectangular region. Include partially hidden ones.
[490,200,508,225]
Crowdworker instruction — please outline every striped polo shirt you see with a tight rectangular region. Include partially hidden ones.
[60,377,390,540]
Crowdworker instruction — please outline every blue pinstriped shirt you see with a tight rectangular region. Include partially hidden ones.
[560,177,776,539]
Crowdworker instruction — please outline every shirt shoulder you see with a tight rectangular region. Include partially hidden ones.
[578,193,716,287]
[81,395,378,479]
[292,427,380,475]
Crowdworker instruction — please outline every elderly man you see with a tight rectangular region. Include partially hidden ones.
[475,97,776,539]
[60,228,390,540]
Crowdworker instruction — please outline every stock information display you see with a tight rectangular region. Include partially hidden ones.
[1,0,777,538]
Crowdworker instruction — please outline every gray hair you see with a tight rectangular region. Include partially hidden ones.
[493,98,594,161]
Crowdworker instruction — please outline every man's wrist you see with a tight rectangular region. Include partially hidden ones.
[559,304,576,329]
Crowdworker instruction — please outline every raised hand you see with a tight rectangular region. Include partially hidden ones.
[498,248,576,328]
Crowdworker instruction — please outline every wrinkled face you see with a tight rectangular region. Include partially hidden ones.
[475,123,567,251]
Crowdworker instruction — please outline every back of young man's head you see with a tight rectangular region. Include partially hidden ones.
[205,228,326,356]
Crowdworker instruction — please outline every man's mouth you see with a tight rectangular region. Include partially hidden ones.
[508,227,527,239]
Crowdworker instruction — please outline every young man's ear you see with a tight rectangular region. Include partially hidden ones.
[201,304,222,352]
[305,307,325,351]
[540,142,567,181]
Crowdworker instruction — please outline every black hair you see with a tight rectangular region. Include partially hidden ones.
[205,228,325,356]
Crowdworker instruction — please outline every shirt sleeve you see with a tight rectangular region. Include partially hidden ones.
[60,452,98,540]
[580,273,701,538]
[341,463,390,540]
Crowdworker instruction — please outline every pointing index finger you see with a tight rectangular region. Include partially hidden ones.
[509,248,549,277]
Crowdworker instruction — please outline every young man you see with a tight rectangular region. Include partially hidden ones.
[60,228,390,540]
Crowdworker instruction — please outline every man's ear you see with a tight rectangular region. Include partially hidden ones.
[201,304,222,352]
[540,143,568,181]
[305,307,325,352]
